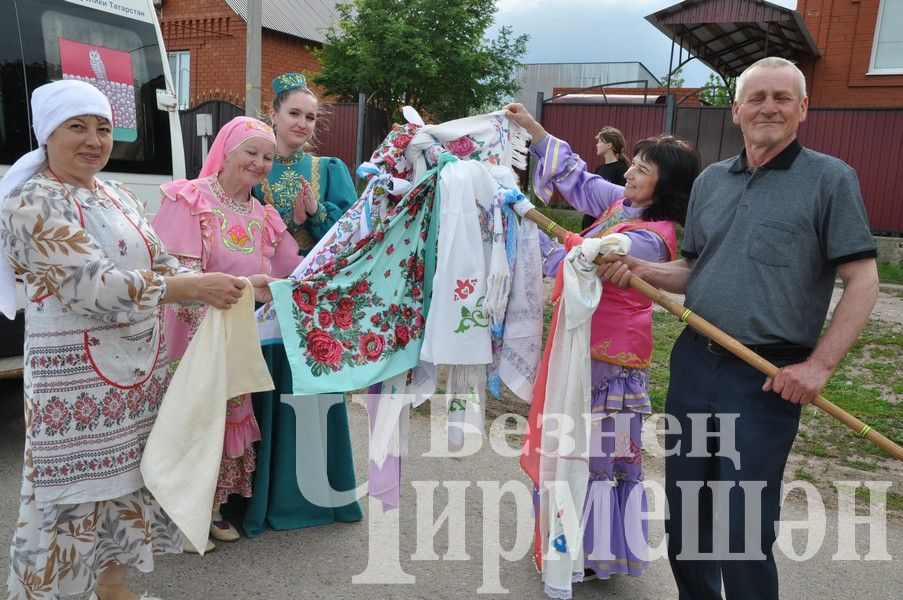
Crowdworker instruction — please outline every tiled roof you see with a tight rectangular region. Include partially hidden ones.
[225,0,341,44]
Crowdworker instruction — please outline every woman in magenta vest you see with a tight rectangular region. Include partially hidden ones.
[505,102,700,593]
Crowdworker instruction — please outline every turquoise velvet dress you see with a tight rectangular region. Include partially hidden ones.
[240,149,362,536]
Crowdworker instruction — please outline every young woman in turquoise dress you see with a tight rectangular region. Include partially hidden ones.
[254,72,356,253]
[240,73,363,536]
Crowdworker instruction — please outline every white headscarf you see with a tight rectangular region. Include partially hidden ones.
[0,79,113,319]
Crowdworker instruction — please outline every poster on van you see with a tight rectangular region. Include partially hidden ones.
[58,38,138,142]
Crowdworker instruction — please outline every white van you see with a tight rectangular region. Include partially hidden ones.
[0,0,184,377]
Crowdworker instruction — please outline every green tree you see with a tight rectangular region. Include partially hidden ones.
[313,0,528,126]
[661,66,684,88]
[698,72,736,106]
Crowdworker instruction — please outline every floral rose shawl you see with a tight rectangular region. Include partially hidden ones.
[269,166,441,394]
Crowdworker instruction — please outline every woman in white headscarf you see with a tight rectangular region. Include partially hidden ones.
[0,80,267,600]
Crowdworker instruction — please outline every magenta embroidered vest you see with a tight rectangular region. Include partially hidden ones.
[588,200,677,368]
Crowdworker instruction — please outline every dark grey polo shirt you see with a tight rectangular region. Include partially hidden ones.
[682,140,877,347]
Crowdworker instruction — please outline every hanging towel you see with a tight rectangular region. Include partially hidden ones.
[536,235,630,600]
[141,282,273,555]
[420,159,496,366]
[499,215,544,402]
[405,111,531,182]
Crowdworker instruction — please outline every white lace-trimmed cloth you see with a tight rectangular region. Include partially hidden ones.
[368,371,413,469]
[142,283,273,554]
[499,215,543,401]
[538,234,631,600]
[405,110,530,182]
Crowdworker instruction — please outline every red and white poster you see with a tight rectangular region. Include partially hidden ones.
[58,37,138,142]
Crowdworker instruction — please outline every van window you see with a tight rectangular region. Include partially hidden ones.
[4,0,173,175]
[0,0,29,165]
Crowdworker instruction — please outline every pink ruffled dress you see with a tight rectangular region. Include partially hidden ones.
[152,175,300,503]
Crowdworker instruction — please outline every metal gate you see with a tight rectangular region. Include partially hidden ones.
[539,98,902,233]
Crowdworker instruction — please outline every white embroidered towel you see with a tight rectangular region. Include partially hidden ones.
[405,111,531,182]
[420,159,495,366]
[539,234,630,599]
[499,216,543,402]
[141,281,274,555]
[369,371,412,469]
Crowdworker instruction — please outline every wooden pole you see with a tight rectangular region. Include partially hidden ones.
[525,208,903,461]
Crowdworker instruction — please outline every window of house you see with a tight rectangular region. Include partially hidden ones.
[168,50,190,109]
[869,0,903,74]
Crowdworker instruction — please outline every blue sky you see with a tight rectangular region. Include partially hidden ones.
[491,0,798,86]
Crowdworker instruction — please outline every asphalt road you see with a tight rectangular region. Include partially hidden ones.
[0,378,900,599]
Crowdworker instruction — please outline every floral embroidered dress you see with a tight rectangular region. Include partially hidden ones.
[254,149,357,254]
[524,134,677,587]
[1,174,183,599]
[152,175,300,505]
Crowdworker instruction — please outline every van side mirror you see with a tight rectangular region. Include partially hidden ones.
[156,89,178,112]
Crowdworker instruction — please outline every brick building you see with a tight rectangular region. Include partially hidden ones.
[647,0,903,108]
[797,0,903,107]
[155,0,340,111]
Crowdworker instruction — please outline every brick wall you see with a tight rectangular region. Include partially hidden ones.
[798,0,903,107]
[158,0,324,112]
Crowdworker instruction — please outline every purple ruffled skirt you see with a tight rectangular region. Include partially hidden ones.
[584,361,651,579]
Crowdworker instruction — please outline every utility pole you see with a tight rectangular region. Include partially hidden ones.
[245,0,262,116]
[355,92,365,186]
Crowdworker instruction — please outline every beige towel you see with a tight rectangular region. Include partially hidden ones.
[141,281,274,554]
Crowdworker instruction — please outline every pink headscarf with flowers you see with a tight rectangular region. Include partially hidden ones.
[199,116,276,177]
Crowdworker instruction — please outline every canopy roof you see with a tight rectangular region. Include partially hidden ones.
[646,0,820,78]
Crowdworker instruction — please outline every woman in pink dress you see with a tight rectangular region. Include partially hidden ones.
[151,117,301,550]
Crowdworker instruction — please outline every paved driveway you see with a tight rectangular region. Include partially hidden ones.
[1,379,900,599]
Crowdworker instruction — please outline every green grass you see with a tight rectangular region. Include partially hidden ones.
[648,311,687,413]
[794,467,815,483]
[534,205,585,234]
[840,485,903,511]
[646,314,902,464]
[812,321,903,458]
[841,457,878,472]
[877,261,903,285]
[793,438,835,457]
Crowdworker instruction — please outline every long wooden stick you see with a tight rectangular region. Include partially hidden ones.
[526,208,903,461]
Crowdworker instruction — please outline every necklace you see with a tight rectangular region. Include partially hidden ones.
[207,174,252,215]
[275,146,306,166]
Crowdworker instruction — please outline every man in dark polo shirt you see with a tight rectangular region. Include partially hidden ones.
[599,56,878,599]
